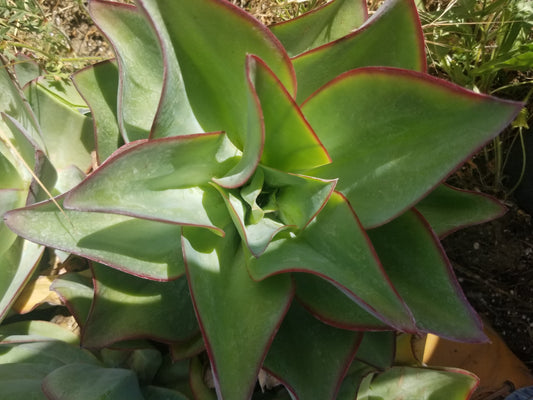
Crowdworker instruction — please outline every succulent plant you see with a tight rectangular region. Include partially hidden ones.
[0,0,522,399]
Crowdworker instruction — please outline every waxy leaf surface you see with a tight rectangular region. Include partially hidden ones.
[43,363,145,400]
[263,302,362,400]
[416,184,506,237]
[357,366,478,400]
[72,60,121,163]
[89,0,163,142]
[141,0,295,145]
[368,210,486,342]
[270,0,368,57]
[293,0,425,102]
[248,55,330,173]
[4,198,186,280]
[81,263,199,348]
[183,226,293,400]
[303,67,522,228]
[249,192,415,332]
[65,133,232,233]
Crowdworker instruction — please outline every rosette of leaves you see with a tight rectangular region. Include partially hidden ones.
[0,0,523,399]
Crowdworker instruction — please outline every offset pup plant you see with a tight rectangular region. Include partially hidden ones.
[0,0,523,398]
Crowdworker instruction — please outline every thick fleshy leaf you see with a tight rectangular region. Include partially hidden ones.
[89,0,163,142]
[0,237,43,323]
[190,356,217,400]
[0,320,79,345]
[134,0,202,139]
[248,192,415,332]
[247,55,330,172]
[169,332,205,361]
[24,79,94,172]
[72,60,122,163]
[214,184,288,257]
[0,188,25,255]
[0,363,49,400]
[0,57,43,162]
[81,263,199,348]
[13,55,43,88]
[139,0,295,145]
[337,361,377,400]
[302,67,523,228]
[262,167,337,229]
[294,274,388,330]
[42,363,145,400]
[211,57,264,188]
[183,225,293,400]
[356,366,478,400]
[270,0,368,57]
[50,272,94,327]
[293,0,426,102]
[368,210,486,342]
[142,386,189,400]
[355,331,395,369]
[64,133,232,233]
[416,184,506,237]
[263,302,362,400]
[4,198,186,280]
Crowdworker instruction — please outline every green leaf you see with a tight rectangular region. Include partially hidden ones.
[270,0,368,57]
[42,363,145,400]
[416,184,506,237]
[263,302,362,400]
[214,184,288,257]
[142,386,190,400]
[355,331,395,369]
[72,60,122,163]
[302,67,522,228]
[211,57,264,189]
[249,192,415,332]
[0,320,79,345]
[64,133,233,234]
[294,274,388,330]
[50,272,95,327]
[24,80,94,173]
[0,189,25,255]
[135,0,202,139]
[356,366,479,400]
[368,210,486,341]
[183,226,293,400]
[0,237,43,323]
[140,0,295,145]
[0,363,49,400]
[81,263,199,348]
[89,1,163,142]
[293,0,426,102]
[4,198,186,280]
[248,55,330,173]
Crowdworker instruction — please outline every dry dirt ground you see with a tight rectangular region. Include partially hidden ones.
[18,0,533,388]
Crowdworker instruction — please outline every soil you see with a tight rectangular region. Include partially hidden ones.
[19,0,533,393]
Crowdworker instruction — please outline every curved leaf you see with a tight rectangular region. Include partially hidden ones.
[183,226,293,400]
[4,198,186,280]
[50,272,93,328]
[64,133,232,234]
[81,263,199,348]
[302,67,522,228]
[24,79,94,172]
[368,210,486,342]
[357,366,479,400]
[293,0,426,102]
[248,192,416,332]
[0,363,49,400]
[139,0,295,145]
[270,0,368,57]
[263,302,362,400]
[416,184,506,238]
[72,60,122,163]
[89,0,163,142]
[248,55,330,173]
[42,363,144,400]
[294,274,388,330]
[0,237,43,324]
